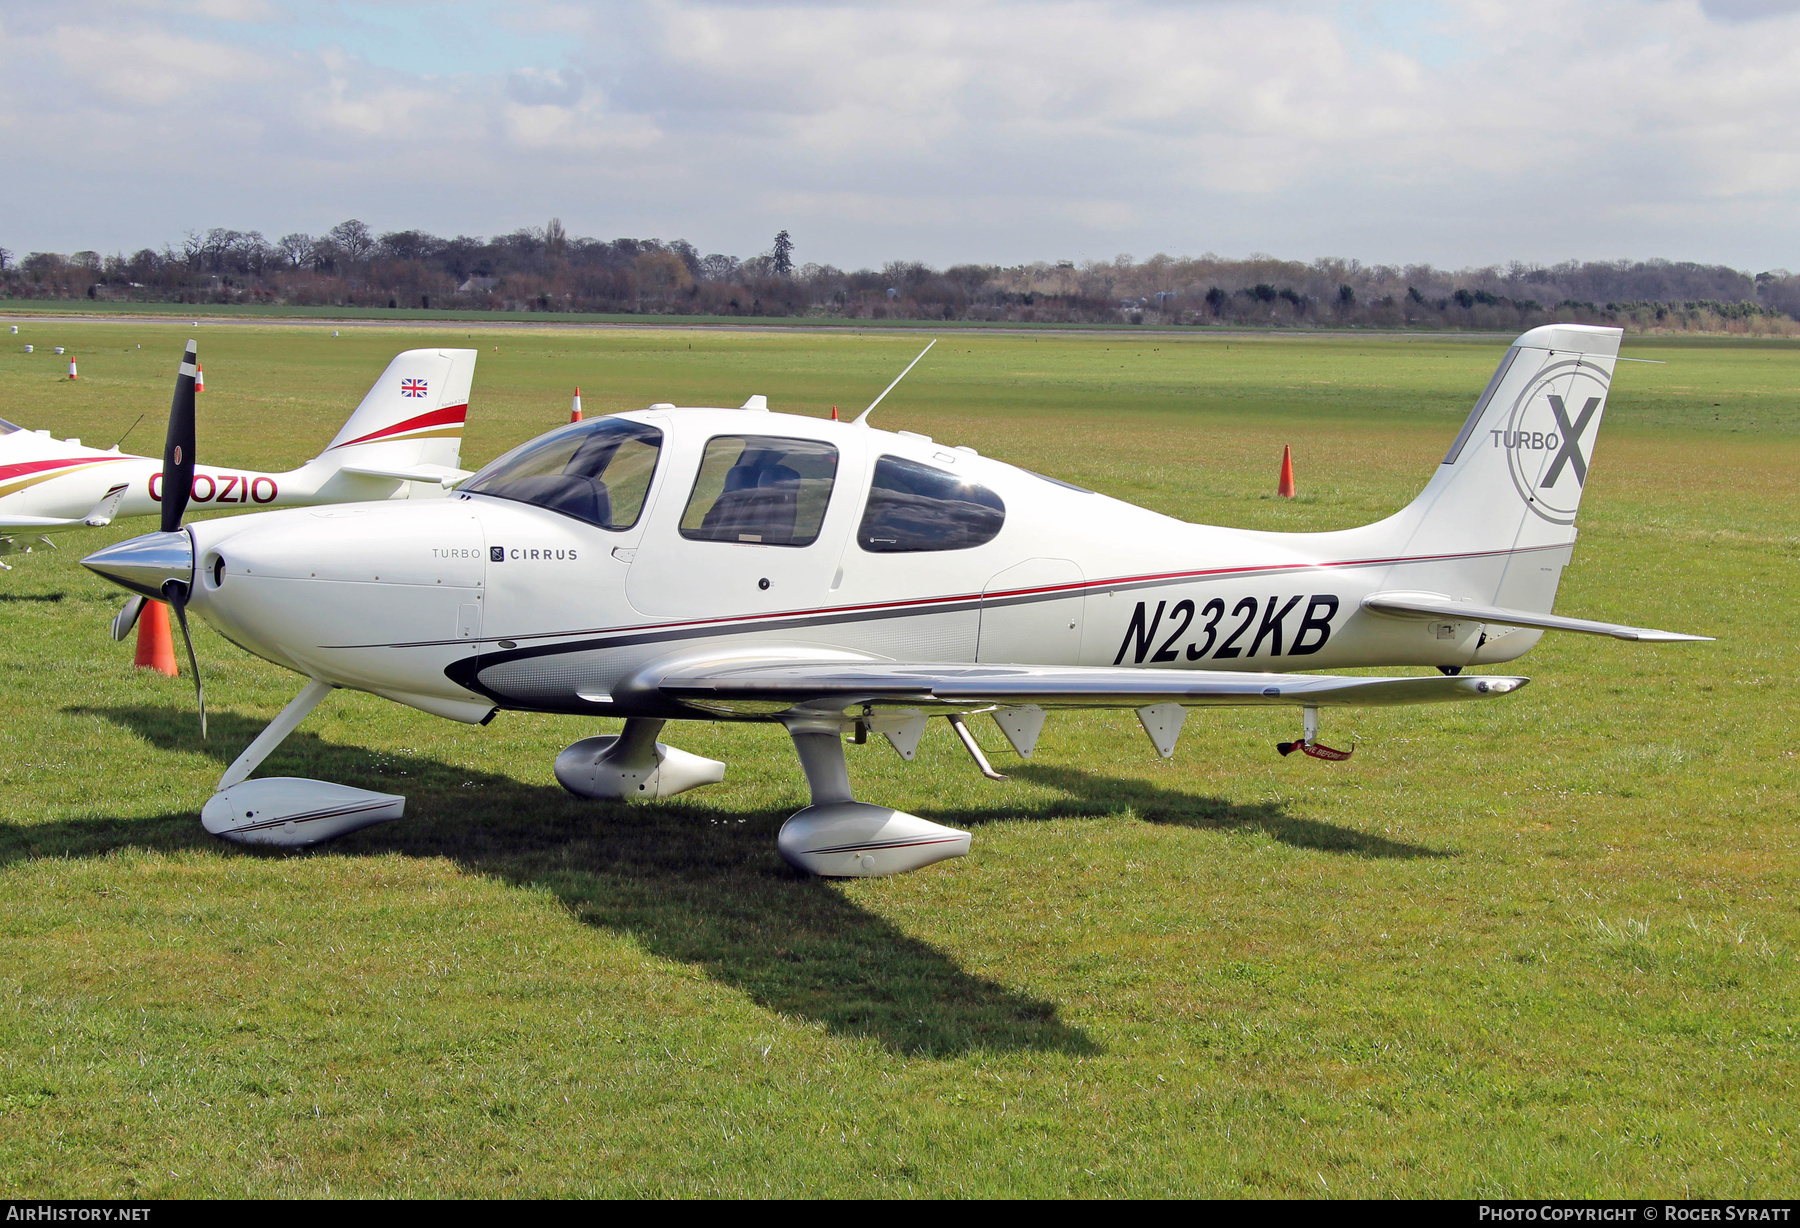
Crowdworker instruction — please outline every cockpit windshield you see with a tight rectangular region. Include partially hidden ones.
[0,417,21,435]
[464,417,663,530]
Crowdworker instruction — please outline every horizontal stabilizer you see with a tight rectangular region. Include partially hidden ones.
[338,462,473,487]
[1362,591,1711,642]
[655,657,1529,714]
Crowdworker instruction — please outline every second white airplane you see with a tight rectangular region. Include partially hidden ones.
[83,325,1708,877]
[1,347,477,566]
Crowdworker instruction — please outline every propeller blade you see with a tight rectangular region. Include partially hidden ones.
[161,341,198,534]
[163,579,206,738]
[110,594,147,642]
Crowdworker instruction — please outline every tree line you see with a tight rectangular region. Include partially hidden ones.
[3,220,1796,334]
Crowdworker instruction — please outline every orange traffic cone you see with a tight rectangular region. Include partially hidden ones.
[1277,444,1296,498]
[195,362,205,392]
[68,358,78,380]
[571,386,583,422]
[830,405,839,420]
[134,600,179,676]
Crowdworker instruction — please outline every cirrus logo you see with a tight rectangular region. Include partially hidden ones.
[487,546,579,562]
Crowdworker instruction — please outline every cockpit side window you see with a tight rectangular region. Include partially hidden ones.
[464,417,663,530]
[680,435,839,547]
[858,455,1005,552]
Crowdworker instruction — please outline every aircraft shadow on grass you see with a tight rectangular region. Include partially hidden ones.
[36,706,1091,1059]
[965,763,1450,860]
[24,705,1446,1057]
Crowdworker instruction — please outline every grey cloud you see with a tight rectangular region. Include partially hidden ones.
[6,0,1800,272]
[507,67,587,106]
[1699,0,1800,20]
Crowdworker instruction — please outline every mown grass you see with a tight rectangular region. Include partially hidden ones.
[1,322,1796,1196]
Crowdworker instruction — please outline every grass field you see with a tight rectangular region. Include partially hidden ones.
[1,321,1796,1197]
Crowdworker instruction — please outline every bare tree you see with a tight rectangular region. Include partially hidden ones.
[698,253,739,282]
[378,230,442,262]
[200,228,241,271]
[327,219,375,263]
[276,233,315,269]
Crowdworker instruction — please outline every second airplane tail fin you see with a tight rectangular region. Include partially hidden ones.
[311,348,477,492]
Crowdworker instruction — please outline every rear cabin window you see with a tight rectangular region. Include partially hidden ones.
[858,455,1005,553]
[680,435,839,547]
[464,417,662,530]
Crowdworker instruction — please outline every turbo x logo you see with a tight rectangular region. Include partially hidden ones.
[1542,395,1598,487]
[1487,396,1599,484]
[1497,360,1610,525]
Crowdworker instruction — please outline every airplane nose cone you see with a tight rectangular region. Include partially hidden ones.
[82,529,194,599]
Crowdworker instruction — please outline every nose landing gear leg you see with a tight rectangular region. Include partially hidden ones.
[202,677,408,846]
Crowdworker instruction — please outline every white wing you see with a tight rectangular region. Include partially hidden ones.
[655,657,1527,716]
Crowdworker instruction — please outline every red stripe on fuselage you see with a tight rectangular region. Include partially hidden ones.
[535,543,1538,640]
[331,404,467,449]
[0,455,130,484]
[343,541,1559,651]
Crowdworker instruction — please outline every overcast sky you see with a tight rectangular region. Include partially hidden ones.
[4,0,1798,271]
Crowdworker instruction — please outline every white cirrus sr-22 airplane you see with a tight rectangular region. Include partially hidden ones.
[0,348,477,567]
[83,325,1708,878]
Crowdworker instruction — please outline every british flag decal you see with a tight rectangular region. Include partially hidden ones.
[400,378,428,398]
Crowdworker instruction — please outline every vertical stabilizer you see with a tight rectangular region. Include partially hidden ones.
[1380,324,1620,615]
[1400,325,1620,554]
[322,348,475,474]
[1297,323,1624,664]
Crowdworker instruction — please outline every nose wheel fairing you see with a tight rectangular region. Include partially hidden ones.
[203,777,404,846]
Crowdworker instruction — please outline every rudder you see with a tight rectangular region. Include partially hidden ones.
[322,348,476,473]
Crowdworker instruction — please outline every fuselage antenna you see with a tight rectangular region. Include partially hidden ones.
[854,338,936,425]
[111,413,145,452]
